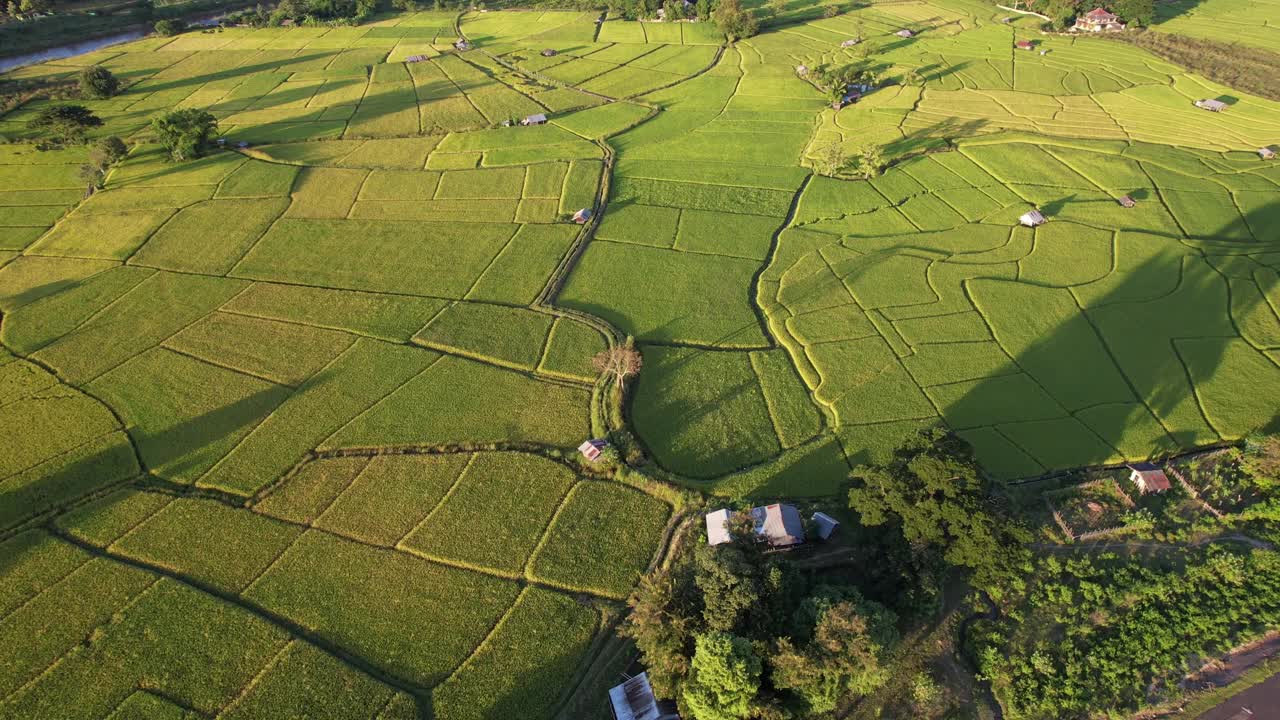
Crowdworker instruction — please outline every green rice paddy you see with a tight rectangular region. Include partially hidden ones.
[2,0,1278,716]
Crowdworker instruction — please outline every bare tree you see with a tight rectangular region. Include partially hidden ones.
[593,346,643,391]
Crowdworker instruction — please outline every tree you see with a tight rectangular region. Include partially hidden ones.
[78,65,119,99]
[666,0,687,20]
[17,0,51,15]
[822,2,841,19]
[27,104,102,144]
[391,0,419,9]
[623,562,701,697]
[847,428,1032,592]
[694,0,710,20]
[151,109,218,161]
[852,144,884,179]
[711,0,757,40]
[1041,0,1080,30]
[771,598,894,714]
[154,18,185,36]
[78,136,128,193]
[1112,0,1154,26]
[813,142,847,177]
[681,632,762,720]
[592,344,642,391]
[766,0,786,19]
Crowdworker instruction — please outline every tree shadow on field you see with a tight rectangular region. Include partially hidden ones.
[881,117,988,160]
[936,195,1280,482]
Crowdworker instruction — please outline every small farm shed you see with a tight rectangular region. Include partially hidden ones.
[795,64,809,77]
[707,504,806,547]
[896,29,914,38]
[542,48,558,57]
[578,439,607,462]
[573,207,593,223]
[522,113,548,125]
[1117,195,1136,208]
[705,509,732,546]
[1195,98,1227,112]
[1128,463,1171,494]
[1019,208,1046,226]
[405,54,428,63]
[454,39,471,51]
[608,672,680,720]
[841,38,860,47]
[812,512,840,541]
[1260,147,1277,160]
[1015,40,1033,50]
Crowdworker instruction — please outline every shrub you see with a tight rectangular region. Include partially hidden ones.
[154,19,185,36]
[78,65,119,100]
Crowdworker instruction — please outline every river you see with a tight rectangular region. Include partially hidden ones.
[0,12,230,74]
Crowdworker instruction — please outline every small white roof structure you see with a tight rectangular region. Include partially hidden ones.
[841,38,859,47]
[1196,98,1227,112]
[752,503,805,547]
[573,207,593,223]
[454,39,471,50]
[812,511,839,540]
[541,48,558,56]
[1260,147,1277,160]
[1019,208,1046,226]
[1117,194,1136,208]
[705,509,732,546]
[795,64,808,76]
[578,439,607,461]
[522,113,548,125]
[609,672,679,720]
[896,29,914,38]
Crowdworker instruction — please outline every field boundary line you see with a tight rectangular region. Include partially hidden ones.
[0,573,162,707]
[312,351,446,451]
[393,451,476,548]
[436,585,537,688]
[157,342,299,388]
[0,546,97,627]
[48,526,434,699]
[521,478,584,583]
[216,637,298,718]
[306,454,377,529]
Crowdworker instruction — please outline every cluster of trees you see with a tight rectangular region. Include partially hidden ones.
[79,135,128,193]
[151,108,218,160]
[1003,0,1154,29]
[624,523,899,719]
[3,0,51,20]
[971,548,1280,718]
[846,428,1032,599]
[270,0,379,25]
[1110,31,1280,103]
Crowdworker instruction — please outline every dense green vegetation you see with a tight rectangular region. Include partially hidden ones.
[1,0,1278,716]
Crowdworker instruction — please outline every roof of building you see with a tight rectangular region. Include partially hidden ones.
[525,113,548,123]
[1016,40,1033,48]
[1118,195,1136,207]
[896,29,914,37]
[609,672,679,720]
[813,512,840,540]
[841,38,859,47]
[706,509,732,546]
[752,504,805,546]
[1197,98,1227,110]
[1260,147,1277,157]
[573,207,593,221]
[1085,7,1116,19]
[1128,463,1172,491]
[1020,209,1046,225]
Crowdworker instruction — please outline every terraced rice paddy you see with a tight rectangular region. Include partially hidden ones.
[2,0,1278,716]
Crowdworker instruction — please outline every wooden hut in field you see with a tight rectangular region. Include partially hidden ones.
[841,38,860,47]
[1195,98,1227,112]
[1128,463,1171,494]
[1260,147,1277,160]
[608,672,680,720]
[573,208,593,224]
[795,64,809,77]
[1117,195,1136,208]
[1015,40,1033,50]
[895,28,914,38]
[541,48,558,57]
[454,39,471,51]
[522,113,548,126]
[578,439,607,461]
[1019,208,1046,226]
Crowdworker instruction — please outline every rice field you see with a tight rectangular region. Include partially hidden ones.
[2,0,1279,716]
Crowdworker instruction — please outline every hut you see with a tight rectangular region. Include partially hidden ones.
[812,512,840,541]
[1117,195,1136,208]
[1015,40,1033,50]
[1128,463,1171,494]
[841,38,860,47]
[406,54,428,63]
[706,504,806,548]
[578,439,607,462]
[573,207,593,224]
[454,39,471,51]
[795,64,809,77]
[236,141,250,149]
[608,672,680,720]
[1019,208,1046,227]
[1071,7,1125,32]
[522,113,548,125]
[1195,98,1227,112]
[1260,147,1277,160]
[541,48,558,57]
[895,28,914,38]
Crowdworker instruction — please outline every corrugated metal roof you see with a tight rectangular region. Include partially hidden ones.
[706,509,732,546]
[752,504,805,546]
[813,511,839,540]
